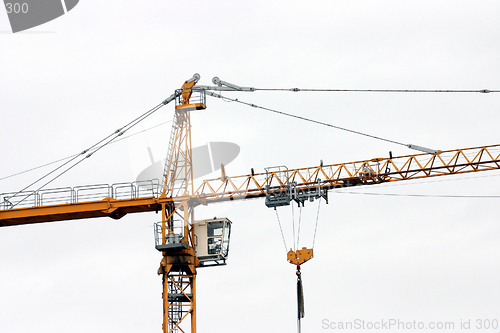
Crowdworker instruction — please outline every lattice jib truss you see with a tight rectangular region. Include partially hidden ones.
[194,144,500,203]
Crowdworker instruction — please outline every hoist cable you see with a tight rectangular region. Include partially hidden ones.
[8,102,166,208]
[206,92,406,147]
[291,202,296,251]
[296,205,302,249]
[275,208,288,252]
[254,88,500,93]
[312,199,322,249]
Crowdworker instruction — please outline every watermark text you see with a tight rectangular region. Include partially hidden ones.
[322,318,499,330]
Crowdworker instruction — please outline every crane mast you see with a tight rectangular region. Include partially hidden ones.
[156,74,205,333]
[1,75,500,333]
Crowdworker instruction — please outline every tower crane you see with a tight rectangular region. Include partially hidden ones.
[1,74,500,333]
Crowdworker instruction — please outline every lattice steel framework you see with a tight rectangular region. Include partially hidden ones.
[1,145,500,227]
[156,75,203,332]
[1,73,500,333]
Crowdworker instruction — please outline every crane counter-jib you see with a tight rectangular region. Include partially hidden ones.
[0,196,161,227]
[1,144,500,227]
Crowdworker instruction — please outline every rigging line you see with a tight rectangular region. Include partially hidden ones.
[312,199,321,249]
[1,155,77,182]
[335,191,500,198]
[0,120,172,182]
[13,106,165,208]
[103,119,171,144]
[120,102,165,133]
[206,92,406,147]
[254,88,500,93]
[14,132,123,208]
[10,102,166,207]
[275,208,288,252]
[27,128,134,201]
[115,103,165,138]
[9,131,118,207]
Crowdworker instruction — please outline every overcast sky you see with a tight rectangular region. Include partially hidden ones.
[1,1,500,332]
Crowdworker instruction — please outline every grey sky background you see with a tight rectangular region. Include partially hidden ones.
[1,1,500,332]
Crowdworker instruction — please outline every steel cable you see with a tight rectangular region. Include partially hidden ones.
[254,88,499,93]
[206,92,407,147]
[275,208,288,252]
[0,120,172,182]
[8,102,167,208]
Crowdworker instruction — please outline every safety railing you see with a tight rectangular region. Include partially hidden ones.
[0,179,161,210]
[154,220,186,251]
[174,88,206,108]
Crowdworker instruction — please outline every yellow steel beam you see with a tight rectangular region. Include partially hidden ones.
[0,196,160,226]
[2,145,500,227]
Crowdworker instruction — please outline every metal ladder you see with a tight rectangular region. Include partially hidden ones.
[162,114,178,194]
